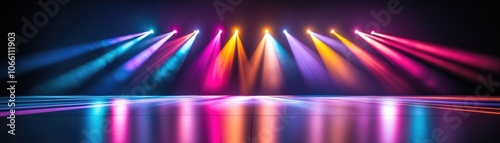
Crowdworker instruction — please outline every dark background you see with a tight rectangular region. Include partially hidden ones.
[1,0,499,95]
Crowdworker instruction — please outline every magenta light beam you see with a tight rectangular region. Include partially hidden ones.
[367,32,483,81]
[125,30,177,71]
[182,31,222,89]
[373,32,500,73]
[358,32,447,93]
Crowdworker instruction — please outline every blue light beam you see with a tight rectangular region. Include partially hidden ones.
[153,32,199,83]
[33,32,152,94]
[18,31,150,75]
[88,31,176,94]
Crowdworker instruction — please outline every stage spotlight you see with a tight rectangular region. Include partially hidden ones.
[354,30,359,34]
[330,29,335,33]
[235,30,239,33]
[173,30,177,33]
[307,29,311,34]
[371,31,375,35]
[219,30,222,33]
[149,29,154,33]
[266,29,269,33]
[283,30,287,33]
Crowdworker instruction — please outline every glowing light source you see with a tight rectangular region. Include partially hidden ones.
[88,31,177,94]
[333,32,410,93]
[195,30,200,33]
[262,34,285,93]
[149,29,154,33]
[307,29,311,34]
[356,31,443,92]
[125,30,177,71]
[354,30,359,33]
[204,33,238,93]
[181,31,222,91]
[153,31,199,82]
[283,30,287,33]
[129,33,196,85]
[309,32,366,92]
[173,30,177,33]
[330,29,335,33]
[265,29,269,33]
[237,35,265,94]
[371,31,375,35]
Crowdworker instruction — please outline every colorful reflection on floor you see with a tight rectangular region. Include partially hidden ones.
[2,96,500,143]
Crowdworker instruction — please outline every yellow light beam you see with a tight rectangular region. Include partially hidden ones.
[310,33,364,91]
[204,33,238,93]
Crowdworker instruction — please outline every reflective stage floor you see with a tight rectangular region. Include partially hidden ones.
[1,96,500,143]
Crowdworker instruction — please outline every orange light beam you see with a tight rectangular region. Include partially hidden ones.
[309,32,367,92]
[203,33,238,93]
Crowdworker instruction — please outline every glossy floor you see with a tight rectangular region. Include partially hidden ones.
[1,96,500,143]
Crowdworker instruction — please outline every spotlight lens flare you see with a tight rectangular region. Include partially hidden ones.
[235,30,239,34]
[195,30,200,33]
[371,31,375,34]
[173,30,177,33]
[219,30,222,33]
[265,29,269,33]
[307,30,311,34]
[330,29,335,33]
[283,30,287,33]
[354,30,359,34]
[149,30,154,33]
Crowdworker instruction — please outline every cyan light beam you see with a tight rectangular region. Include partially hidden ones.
[33,31,153,94]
